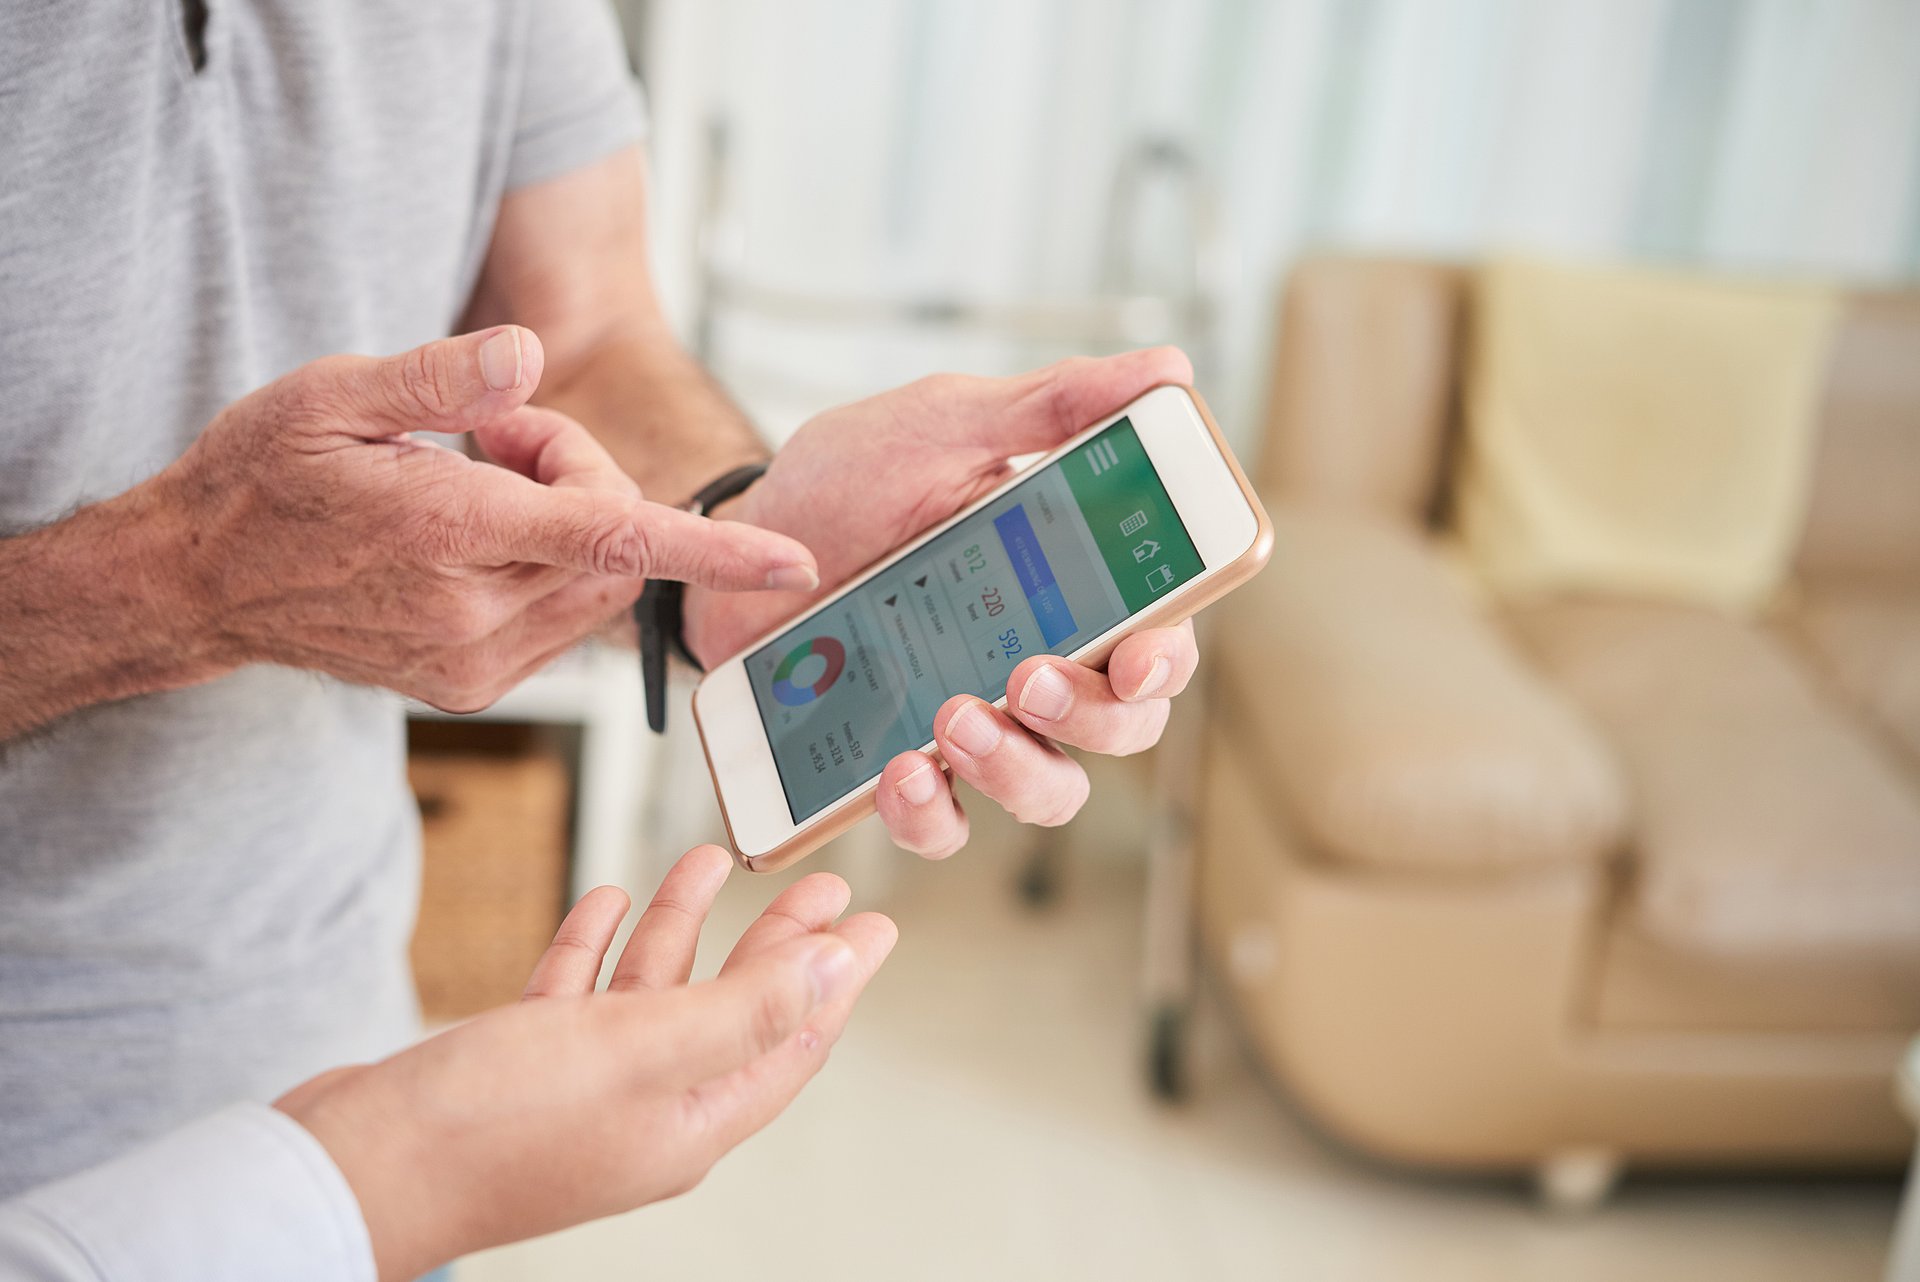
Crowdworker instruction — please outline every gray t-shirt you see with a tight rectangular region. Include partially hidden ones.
[0,0,643,1197]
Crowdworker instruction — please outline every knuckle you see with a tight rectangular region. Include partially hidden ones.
[587,514,644,577]
[397,345,453,418]
[437,653,495,704]
[909,371,968,402]
[545,931,601,966]
[643,893,699,926]
[264,364,339,434]
[427,506,487,566]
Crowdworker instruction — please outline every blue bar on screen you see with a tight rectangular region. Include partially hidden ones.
[993,505,1078,647]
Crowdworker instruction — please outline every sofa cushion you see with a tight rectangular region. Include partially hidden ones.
[1455,258,1839,612]
[1510,599,1920,954]
[1592,914,1920,1035]
[1785,585,1920,767]
[1212,505,1626,874]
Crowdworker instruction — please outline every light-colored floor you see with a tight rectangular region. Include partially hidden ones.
[458,765,1903,1282]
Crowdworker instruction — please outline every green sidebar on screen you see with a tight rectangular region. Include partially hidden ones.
[747,416,1205,821]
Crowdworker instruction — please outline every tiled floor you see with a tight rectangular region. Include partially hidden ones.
[458,766,1903,1282]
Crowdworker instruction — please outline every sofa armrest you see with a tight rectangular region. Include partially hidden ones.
[1209,503,1626,873]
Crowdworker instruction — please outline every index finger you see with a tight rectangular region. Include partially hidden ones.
[453,470,821,592]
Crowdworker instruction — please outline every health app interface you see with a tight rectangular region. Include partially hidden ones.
[747,416,1204,821]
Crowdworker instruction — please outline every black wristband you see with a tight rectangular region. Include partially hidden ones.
[636,462,769,733]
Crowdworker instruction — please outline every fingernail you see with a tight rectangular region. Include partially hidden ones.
[1018,664,1072,721]
[945,701,1001,759]
[479,328,523,392]
[809,938,857,1003]
[1133,655,1171,700]
[766,563,819,592]
[896,761,938,806]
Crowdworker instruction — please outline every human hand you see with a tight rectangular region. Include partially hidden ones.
[275,845,896,1282]
[681,349,1203,857]
[147,326,816,711]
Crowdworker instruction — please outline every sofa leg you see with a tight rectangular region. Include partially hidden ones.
[1534,1148,1623,1214]
[1143,1001,1191,1102]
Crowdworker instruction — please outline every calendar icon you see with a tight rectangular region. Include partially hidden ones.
[1119,510,1148,536]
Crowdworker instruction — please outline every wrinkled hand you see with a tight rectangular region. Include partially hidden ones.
[276,845,896,1282]
[683,349,1202,857]
[151,326,816,711]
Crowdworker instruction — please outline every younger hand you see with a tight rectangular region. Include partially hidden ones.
[683,349,1203,857]
[276,845,895,1282]
[153,326,816,711]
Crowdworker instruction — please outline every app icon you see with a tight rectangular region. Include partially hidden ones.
[1144,565,1175,593]
[1119,510,1148,536]
[770,636,847,707]
[1132,539,1160,563]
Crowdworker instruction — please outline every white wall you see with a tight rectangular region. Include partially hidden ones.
[622,0,1920,444]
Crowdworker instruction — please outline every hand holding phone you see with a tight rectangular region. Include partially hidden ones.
[686,352,1271,870]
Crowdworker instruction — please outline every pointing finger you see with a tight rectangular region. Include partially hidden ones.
[455,473,820,591]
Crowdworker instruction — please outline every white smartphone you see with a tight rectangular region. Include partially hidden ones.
[692,384,1272,872]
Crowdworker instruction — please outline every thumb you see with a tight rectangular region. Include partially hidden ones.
[460,473,820,592]
[962,345,1194,457]
[328,326,547,437]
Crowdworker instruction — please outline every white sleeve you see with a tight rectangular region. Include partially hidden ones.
[0,1105,374,1282]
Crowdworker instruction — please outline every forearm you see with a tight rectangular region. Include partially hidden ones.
[0,478,228,743]
[536,326,766,506]
[465,146,766,506]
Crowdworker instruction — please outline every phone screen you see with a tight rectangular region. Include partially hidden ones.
[746,416,1204,822]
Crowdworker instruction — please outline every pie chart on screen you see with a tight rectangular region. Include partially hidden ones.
[771,636,846,707]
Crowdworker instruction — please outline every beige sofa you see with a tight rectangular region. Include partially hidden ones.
[1196,256,1920,1198]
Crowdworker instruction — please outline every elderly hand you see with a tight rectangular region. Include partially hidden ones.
[148,326,815,712]
[682,348,1202,857]
[275,845,895,1282]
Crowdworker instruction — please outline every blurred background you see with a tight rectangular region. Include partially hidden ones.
[408,2,1920,1279]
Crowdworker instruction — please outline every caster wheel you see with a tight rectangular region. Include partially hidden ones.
[1015,853,1060,909]
[1146,1003,1189,1102]
[1534,1148,1623,1214]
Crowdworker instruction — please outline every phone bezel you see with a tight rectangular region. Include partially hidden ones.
[693,383,1268,868]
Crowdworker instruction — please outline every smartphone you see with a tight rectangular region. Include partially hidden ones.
[692,384,1272,872]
